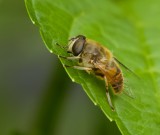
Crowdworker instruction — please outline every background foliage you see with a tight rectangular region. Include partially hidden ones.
[25,0,160,135]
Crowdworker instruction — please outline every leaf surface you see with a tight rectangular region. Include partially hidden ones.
[25,0,160,134]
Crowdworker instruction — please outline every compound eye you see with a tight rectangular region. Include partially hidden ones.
[72,38,85,56]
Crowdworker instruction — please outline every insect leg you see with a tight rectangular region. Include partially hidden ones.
[104,76,115,111]
[59,55,80,60]
[56,43,68,49]
[64,65,92,71]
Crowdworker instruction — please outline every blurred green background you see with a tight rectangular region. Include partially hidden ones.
[0,0,121,135]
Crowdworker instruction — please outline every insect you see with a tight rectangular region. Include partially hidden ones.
[58,35,135,111]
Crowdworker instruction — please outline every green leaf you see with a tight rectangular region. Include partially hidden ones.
[25,0,160,134]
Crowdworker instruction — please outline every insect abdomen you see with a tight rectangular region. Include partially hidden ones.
[111,72,123,94]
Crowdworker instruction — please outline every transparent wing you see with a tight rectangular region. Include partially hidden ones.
[114,57,140,79]
[113,57,141,99]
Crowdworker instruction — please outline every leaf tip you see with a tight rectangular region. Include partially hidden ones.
[71,78,75,82]
[49,50,53,53]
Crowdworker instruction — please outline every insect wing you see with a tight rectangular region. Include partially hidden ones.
[114,57,140,79]
[113,57,140,98]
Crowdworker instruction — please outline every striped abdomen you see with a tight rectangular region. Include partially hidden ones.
[107,61,124,94]
[110,70,124,94]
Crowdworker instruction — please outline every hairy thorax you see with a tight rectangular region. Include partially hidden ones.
[79,40,111,68]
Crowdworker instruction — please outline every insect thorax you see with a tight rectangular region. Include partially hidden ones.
[79,42,110,67]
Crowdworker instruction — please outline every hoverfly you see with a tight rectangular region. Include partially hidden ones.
[58,35,136,111]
